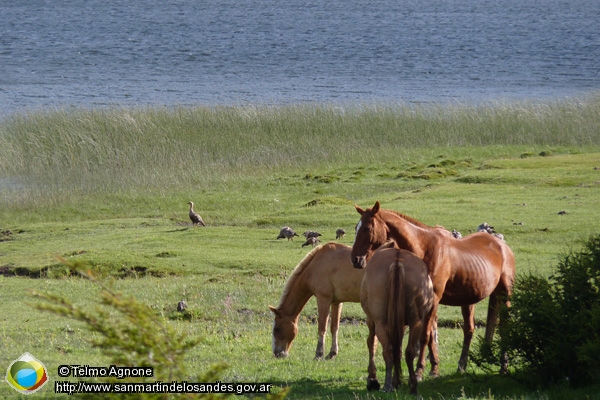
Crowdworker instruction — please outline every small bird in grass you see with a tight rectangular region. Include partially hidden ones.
[477,222,505,241]
[477,222,495,234]
[177,300,187,312]
[187,201,205,227]
[302,236,321,247]
[277,226,298,241]
[451,229,462,239]
[303,230,322,239]
[335,228,346,240]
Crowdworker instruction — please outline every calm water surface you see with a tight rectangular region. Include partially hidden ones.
[1,0,599,117]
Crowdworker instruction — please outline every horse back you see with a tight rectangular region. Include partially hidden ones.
[306,242,364,303]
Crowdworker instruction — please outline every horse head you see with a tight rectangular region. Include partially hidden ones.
[351,201,389,269]
[269,305,298,358]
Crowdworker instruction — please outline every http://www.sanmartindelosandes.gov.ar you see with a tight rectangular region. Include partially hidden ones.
[5,352,49,394]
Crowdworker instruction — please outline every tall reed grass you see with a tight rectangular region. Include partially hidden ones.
[1,95,599,195]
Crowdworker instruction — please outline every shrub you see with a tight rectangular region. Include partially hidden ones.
[474,234,600,387]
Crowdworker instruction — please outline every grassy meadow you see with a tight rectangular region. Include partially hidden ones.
[1,96,600,399]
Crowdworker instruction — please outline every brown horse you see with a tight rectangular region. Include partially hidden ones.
[351,201,515,373]
[269,242,365,359]
[361,247,436,394]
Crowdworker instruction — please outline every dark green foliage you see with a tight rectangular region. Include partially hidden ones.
[474,234,600,387]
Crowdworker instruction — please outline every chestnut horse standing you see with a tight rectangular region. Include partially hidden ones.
[351,201,515,373]
[361,247,435,394]
[269,242,365,359]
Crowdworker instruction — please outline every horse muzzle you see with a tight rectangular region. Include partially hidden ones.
[273,350,289,359]
[352,255,367,269]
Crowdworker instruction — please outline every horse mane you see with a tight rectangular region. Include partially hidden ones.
[382,209,433,230]
[277,244,324,307]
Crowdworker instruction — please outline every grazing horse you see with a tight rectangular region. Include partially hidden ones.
[351,201,515,373]
[269,242,365,359]
[361,248,435,394]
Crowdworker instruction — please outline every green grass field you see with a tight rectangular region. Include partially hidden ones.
[1,98,600,399]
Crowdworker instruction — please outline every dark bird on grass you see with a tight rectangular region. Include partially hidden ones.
[0,229,13,242]
[302,230,322,239]
[451,229,462,239]
[477,222,505,241]
[302,236,321,247]
[477,222,495,234]
[277,226,298,241]
[187,201,205,227]
[177,300,187,312]
[335,228,346,240]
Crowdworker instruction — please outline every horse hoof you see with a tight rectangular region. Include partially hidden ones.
[409,378,418,395]
[366,379,380,391]
[428,367,440,378]
[382,385,395,393]
[325,352,337,360]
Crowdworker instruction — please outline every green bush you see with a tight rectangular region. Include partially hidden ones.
[475,234,600,387]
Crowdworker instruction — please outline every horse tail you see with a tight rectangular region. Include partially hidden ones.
[387,252,406,371]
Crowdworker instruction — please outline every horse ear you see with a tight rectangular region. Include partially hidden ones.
[355,204,365,215]
[372,201,381,213]
[268,305,280,316]
[381,240,396,250]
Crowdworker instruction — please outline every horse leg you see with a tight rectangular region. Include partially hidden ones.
[429,313,440,376]
[374,322,395,392]
[314,296,331,360]
[366,316,381,391]
[416,299,440,379]
[458,304,475,373]
[418,303,440,379]
[326,303,342,360]
[485,293,499,343]
[486,290,511,374]
[406,322,423,395]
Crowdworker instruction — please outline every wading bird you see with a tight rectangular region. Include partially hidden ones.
[187,201,206,227]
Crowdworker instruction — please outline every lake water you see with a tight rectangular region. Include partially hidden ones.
[1,0,599,117]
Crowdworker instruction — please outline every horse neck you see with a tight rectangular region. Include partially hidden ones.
[382,210,427,255]
[277,274,314,320]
